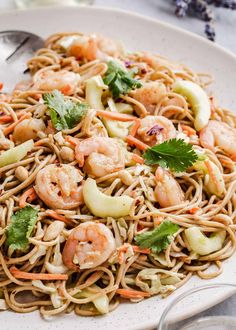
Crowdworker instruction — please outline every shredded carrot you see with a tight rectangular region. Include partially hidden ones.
[66,136,80,146]
[129,118,141,137]
[126,135,148,151]
[117,245,128,264]
[116,288,150,298]
[131,153,144,164]
[3,113,31,136]
[0,83,3,91]
[19,187,37,208]
[153,216,164,226]
[45,210,75,227]
[180,124,196,137]
[231,153,236,162]
[34,140,44,146]
[10,266,68,281]
[96,110,137,122]
[0,115,13,123]
[0,111,29,124]
[32,93,41,101]
[117,244,150,264]
[189,207,199,214]
[60,85,71,95]
[132,246,151,254]
[16,111,26,119]
[221,157,234,166]
[118,251,125,265]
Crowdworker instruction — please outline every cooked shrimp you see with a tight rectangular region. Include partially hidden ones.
[0,130,14,150]
[35,164,83,209]
[67,36,97,61]
[67,34,122,61]
[75,136,125,177]
[137,115,176,146]
[34,70,80,95]
[131,82,167,114]
[200,120,236,158]
[14,79,33,92]
[138,53,178,71]
[96,34,123,58]
[154,167,185,208]
[62,222,116,270]
[13,118,46,143]
[204,160,225,197]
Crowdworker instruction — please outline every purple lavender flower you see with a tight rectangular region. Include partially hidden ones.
[205,23,216,41]
[173,0,236,41]
[175,0,192,17]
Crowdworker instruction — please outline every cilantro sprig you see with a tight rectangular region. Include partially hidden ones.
[143,138,198,172]
[135,221,179,254]
[43,90,88,131]
[6,206,38,252]
[103,61,142,98]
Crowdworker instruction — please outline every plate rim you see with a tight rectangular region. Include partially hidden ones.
[0,6,236,330]
[0,5,236,61]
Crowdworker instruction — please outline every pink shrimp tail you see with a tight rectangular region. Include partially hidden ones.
[62,236,79,271]
[75,144,85,167]
[155,167,165,181]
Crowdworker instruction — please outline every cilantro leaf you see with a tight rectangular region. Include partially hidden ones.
[135,221,179,254]
[6,206,38,252]
[103,61,142,98]
[143,138,198,172]
[43,90,88,131]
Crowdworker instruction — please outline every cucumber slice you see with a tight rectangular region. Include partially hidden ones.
[0,139,34,168]
[173,80,210,131]
[185,227,226,256]
[92,292,109,314]
[75,284,109,314]
[116,103,133,115]
[83,178,134,218]
[103,119,132,139]
[85,75,107,110]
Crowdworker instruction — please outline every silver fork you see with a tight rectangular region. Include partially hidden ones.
[0,30,44,93]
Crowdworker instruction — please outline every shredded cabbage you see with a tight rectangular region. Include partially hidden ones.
[29,245,46,264]
[45,242,68,274]
[135,269,181,295]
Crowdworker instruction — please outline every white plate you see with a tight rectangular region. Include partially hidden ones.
[0,6,236,330]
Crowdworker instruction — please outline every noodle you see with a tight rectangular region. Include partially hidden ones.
[0,31,236,318]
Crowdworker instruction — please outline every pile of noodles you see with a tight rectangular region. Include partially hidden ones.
[0,32,236,317]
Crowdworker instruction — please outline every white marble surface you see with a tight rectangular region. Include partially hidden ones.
[0,0,236,327]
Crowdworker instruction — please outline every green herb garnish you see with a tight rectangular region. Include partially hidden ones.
[143,138,198,172]
[6,206,38,252]
[135,221,179,254]
[103,61,142,98]
[43,90,88,131]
